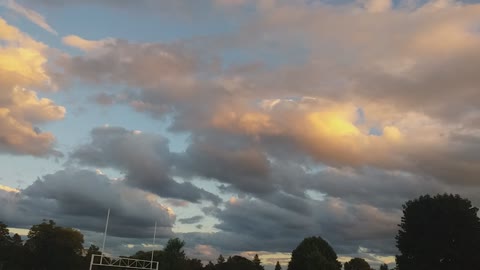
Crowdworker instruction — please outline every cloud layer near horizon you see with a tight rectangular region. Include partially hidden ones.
[2,0,480,267]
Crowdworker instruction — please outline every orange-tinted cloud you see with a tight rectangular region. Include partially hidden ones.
[62,35,114,51]
[0,17,64,156]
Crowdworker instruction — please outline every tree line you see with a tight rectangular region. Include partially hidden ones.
[1,193,480,270]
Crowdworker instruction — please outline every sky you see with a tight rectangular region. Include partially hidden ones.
[1,0,480,268]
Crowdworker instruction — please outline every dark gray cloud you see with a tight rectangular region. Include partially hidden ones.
[0,169,174,238]
[70,126,221,205]
[178,215,204,225]
[181,195,400,255]
[178,133,274,194]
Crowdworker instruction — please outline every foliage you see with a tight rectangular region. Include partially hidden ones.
[161,237,187,270]
[253,254,265,270]
[379,263,388,270]
[217,254,225,264]
[344,258,371,270]
[220,255,257,270]
[0,222,12,246]
[275,261,282,270]
[288,236,341,270]
[25,220,84,270]
[204,261,215,270]
[396,194,480,270]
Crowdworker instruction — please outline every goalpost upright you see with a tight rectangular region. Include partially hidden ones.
[89,209,159,270]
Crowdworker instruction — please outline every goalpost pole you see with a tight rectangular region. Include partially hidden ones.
[101,208,110,255]
[150,221,157,269]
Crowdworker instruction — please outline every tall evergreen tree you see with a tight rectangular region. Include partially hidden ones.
[217,254,226,264]
[275,261,282,270]
[253,254,264,270]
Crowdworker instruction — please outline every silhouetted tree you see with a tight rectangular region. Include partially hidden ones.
[275,261,282,270]
[217,254,225,264]
[224,255,257,270]
[12,233,22,246]
[344,258,371,270]
[379,263,388,270]
[84,244,102,267]
[204,261,215,270]
[162,238,186,270]
[0,222,11,244]
[288,236,341,270]
[396,194,480,270]
[25,220,84,270]
[131,249,164,262]
[253,254,264,270]
[0,222,12,270]
[185,258,203,270]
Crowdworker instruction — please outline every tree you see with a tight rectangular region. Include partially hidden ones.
[162,238,186,270]
[253,254,264,270]
[344,258,371,270]
[204,261,215,270]
[223,255,256,270]
[379,264,388,270]
[12,233,22,246]
[0,222,12,270]
[217,254,226,264]
[186,258,203,270]
[396,194,480,270]
[131,249,164,262]
[275,261,282,270]
[288,236,341,270]
[85,244,102,267]
[25,220,84,270]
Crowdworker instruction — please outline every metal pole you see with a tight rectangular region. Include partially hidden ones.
[150,221,157,268]
[89,254,95,270]
[101,208,110,255]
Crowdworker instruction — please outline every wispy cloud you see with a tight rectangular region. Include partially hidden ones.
[62,35,114,51]
[4,0,57,35]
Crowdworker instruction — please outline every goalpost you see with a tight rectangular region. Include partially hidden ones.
[89,209,159,270]
[89,254,159,270]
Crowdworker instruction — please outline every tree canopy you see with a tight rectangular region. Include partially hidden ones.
[275,261,282,270]
[396,194,480,270]
[344,258,372,270]
[26,220,84,270]
[288,236,341,270]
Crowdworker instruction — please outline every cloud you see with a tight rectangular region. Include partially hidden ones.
[70,126,222,205]
[0,184,19,193]
[178,134,274,194]
[178,215,204,225]
[7,0,480,262]
[62,35,114,51]
[0,17,64,156]
[3,0,57,35]
[0,169,175,238]
[363,0,392,13]
[181,194,400,255]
